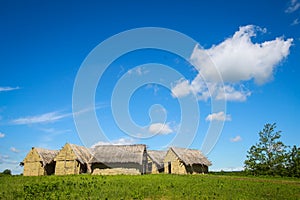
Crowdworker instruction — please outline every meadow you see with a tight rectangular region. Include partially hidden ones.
[0,174,299,199]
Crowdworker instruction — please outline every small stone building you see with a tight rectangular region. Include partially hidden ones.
[54,143,92,175]
[21,147,59,176]
[147,150,166,174]
[89,144,147,175]
[164,147,211,174]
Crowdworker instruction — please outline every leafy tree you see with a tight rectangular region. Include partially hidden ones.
[244,123,288,175]
[2,169,12,175]
[286,145,300,177]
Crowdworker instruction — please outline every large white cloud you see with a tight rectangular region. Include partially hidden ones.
[191,25,293,84]
[171,25,293,101]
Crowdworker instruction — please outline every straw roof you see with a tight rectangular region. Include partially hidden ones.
[21,147,59,166]
[89,144,146,165]
[170,147,212,166]
[68,143,92,164]
[35,148,59,166]
[148,150,166,168]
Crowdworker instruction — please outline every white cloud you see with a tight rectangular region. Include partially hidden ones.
[171,79,192,98]
[285,0,300,13]
[10,147,20,153]
[146,84,160,95]
[11,104,107,125]
[148,123,173,134]
[128,67,149,76]
[0,132,5,138]
[230,135,242,142]
[39,128,71,134]
[215,84,251,102]
[291,18,300,26]
[0,155,22,174]
[0,86,20,92]
[206,112,231,122]
[172,25,293,102]
[211,166,244,172]
[92,138,136,147]
[0,154,18,165]
[191,25,293,84]
[12,111,69,125]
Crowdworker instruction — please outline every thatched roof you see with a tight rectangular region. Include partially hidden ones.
[148,150,166,168]
[170,147,212,166]
[35,148,59,166]
[21,147,59,166]
[89,144,146,165]
[68,143,92,164]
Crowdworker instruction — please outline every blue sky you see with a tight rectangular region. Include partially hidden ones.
[0,0,299,174]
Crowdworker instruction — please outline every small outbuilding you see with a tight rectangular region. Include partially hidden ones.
[89,144,147,175]
[164,147,211,174]
[147,150,166,174]
[21,147,59,176]
[54,143,92,175]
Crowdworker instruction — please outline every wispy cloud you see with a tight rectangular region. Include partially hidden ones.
[127,66,149,76]
[211,166,244,172]
[291,18,300,26]
[0,154,18,165]
[206,112,231,122]
[146,84,160,95]
[0,132,5,138]
[39,128,71,134]
[10,147,20,153]
[0,86,20,92]
[72,103,108,117]
[0,154,9,164]
[285,0,300,13]
[12,111,69,125]
[92,137,137,147]
[230,135,242,142]
[11,103,107,125]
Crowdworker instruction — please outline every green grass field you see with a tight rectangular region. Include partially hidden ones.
[0,174,299,199]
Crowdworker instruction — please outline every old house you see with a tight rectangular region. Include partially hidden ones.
[164,147,211,174]
[54,143,92,175]
[21,147,59,176]
[89,144,147,175]
[147,150,166,174]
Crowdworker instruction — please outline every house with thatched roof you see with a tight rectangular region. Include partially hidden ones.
[163,147,211,174]
[21,147,59,176]
[89,144,147,175]
[54,143,92,175]
[147,150,166,174]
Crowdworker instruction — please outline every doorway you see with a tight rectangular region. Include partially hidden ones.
[168,162,171,174]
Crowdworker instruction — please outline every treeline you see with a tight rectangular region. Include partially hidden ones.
[244,123,300,177]
[0,169,12,176]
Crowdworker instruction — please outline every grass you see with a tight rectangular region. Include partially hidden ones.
[0,174,299,199]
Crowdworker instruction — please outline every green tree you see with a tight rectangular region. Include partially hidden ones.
[286,145,300,177]
[244,123,288,175]
[2,169,12,175]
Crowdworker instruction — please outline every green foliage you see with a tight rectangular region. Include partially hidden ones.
[286,145,300,177]
[0,174,299,199]
[245,123,287,175]
[244,123,300,177]
[1,169,12,175]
